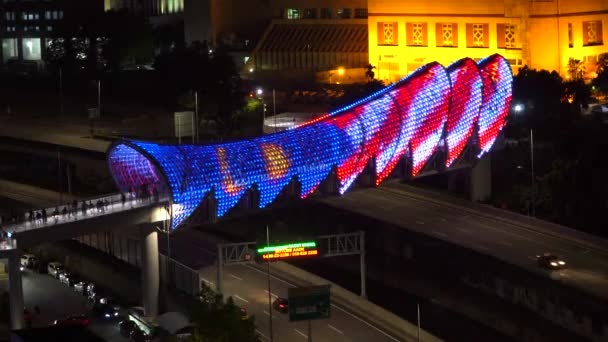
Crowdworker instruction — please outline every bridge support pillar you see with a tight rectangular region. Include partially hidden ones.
[140,225,159,317]
[8,250,24,330]
[470,154,491,202]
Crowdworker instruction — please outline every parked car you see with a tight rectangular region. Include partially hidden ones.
[93,303,120,319]
[47,262,64,278]
[99,296,121,311]
[20,254,38,269]
[54,315,90,327]
[59,271,78,286]
[74,281,90,295]
[536,253,566,270]
[272,297,289,313]
[130,327,152,342]
[119,319,137,337]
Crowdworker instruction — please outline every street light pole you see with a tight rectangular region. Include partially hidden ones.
[530,129,535,217]
[59,67,64,116]
[272,89,276,133]
[266,225,274,342]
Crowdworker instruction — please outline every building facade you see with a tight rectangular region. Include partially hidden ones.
[0,0,103,66]
[368,0,607,82]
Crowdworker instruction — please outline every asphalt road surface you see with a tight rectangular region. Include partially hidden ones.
[0,264,128,341]
[166,229,402,342]
[319,182,608,300]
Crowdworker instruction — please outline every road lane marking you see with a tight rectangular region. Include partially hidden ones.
[244,264,400,342]
[200,277,214,287]
[256,329,269,340]
[264,290,278,298]
[294,329,308,338]
[431,231,448,238]
[263,310,271,316]
[233,294,249,303]
[328,324,344,335]
[454,227,471,234]
[416,220,425,225]
[440,218,447,222]
[230,273,243,280]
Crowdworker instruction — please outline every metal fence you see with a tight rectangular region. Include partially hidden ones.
[160,254,201,297]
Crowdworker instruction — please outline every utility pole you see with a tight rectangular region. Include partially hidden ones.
[97,80,101,120]
[266,225,274,342]
[417,303,421,342]
[530,129,535,217]
[59,67,64,116]
[273,89,277,133]
[195,90,199,143]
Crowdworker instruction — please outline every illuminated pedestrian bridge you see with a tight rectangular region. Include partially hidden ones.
[108,54,513,230]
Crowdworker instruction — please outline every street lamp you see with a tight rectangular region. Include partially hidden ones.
[513,103,534,217]
[257,88,266,133]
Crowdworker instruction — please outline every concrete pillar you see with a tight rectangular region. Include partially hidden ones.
[470,154,492,202]
[8,251,24,330]
[140,226,159,317]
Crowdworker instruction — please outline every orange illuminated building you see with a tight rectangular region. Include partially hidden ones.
[368,0,607,82]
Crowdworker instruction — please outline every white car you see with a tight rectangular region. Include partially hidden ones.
[47,262,64,278]
[20,254,37,269]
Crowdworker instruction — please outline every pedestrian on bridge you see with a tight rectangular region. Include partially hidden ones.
[62,206,68,217]
[41,209,47,223]
[52,207,59,222]
[121,193,126,207]
[28,210,33,222]
[82,201,87,216]
[103,199,110,211]
[35,212,42,224]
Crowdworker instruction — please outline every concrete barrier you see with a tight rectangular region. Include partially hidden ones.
[252,261,443,342]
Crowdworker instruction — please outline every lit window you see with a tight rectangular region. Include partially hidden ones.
[442,24,453,46]
[412,23,424,46]
[5,12,15,21]
[473,24,484,47]
[505,24,516,48]
[47,26,53,31]
[2,38,18,62]
[287,9,301,20]
[22,38,42,61]
[568,23,573,48]
[382,23,395,45]
[584,21,603,46]
[45,11,51,20]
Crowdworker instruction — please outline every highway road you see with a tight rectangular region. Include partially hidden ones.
[319,182,608,301]
[165,228,403,342]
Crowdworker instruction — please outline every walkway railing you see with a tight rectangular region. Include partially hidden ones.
[2,192,169,236]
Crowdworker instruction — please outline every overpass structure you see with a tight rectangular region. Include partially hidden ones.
[1,54,512,331]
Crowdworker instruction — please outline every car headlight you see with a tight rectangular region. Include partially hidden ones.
[114,312,119,316]
[550,261,558,266]
[558,261,565,265]
[104,313,111,318]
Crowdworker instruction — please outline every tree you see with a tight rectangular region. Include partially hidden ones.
[365,64,377,80]
[566,58,585,80]
[596,52,608,75]
[183,284,259,342]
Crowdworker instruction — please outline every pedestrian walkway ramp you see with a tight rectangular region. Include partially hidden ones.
[3,194,170,250]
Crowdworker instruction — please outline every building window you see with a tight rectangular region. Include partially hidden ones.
[337,8,351,19]
[583,21,603,46]
[22,38,42,61]
[473,24,484,47]
[467,23,489,48]
[320,8,332,19]
[2,38,18,62]
[378,22,398,46]
[303,8,317,19]
[568,23,573,48]
[497,23,517,49]
[5,12,15,21]
[436,23,457,47]
[287,9,301,20]
[47,26,53,31]
[407,23,427,47]
[5,26,16,33]
[22,12,40,21]
[354,8,368,19]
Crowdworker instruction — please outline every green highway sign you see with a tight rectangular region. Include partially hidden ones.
[287,285,331,322]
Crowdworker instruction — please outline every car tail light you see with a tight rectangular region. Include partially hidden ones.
[279,304,285,308]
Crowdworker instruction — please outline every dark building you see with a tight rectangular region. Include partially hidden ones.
[0,0,103,67]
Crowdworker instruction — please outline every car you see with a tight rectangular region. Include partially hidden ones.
[119,319,137,337]
[74,281,89,295]
[536,253,566,270]
[99,296,121,311]
[47,262,64,278]
[59,272,80,286]
[20,254,38,269]
[93,303,120,319]
[54,315,90,327]
[130,327,152,342]
[272,297,289,313]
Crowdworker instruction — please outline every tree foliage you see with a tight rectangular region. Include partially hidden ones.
[154,42,245,137]
[179,285,258,342]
